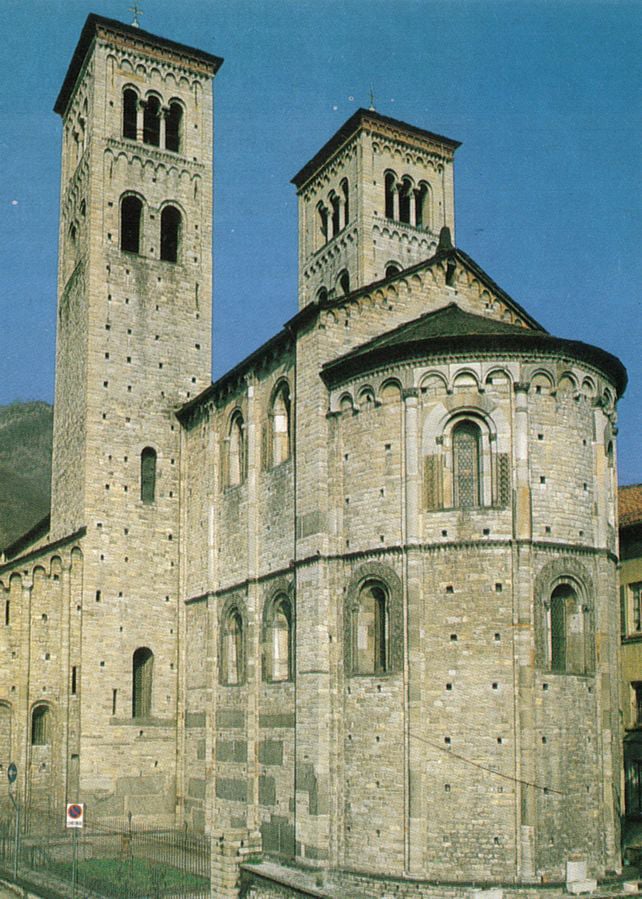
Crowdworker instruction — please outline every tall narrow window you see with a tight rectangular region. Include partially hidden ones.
[123,89,138,140]
[121,195,143,254]
[550,588,567,672]
[633,683,642,728]
[317,203,328,247]
[4,600,10,626]
[143,96,161,146]
[266,596,292,682]
[31,705,50,746]
[338,270,350,295]
[330,192,340,237]
[165,101,183,152]
[140,447,157,504]
[355,582,388,674]
[452,421,481,509]
[222,610,243,685]
[384,172,396,219]
[271,383,291,466]
[631,582,642,633]
[227,413,245,486]
[341,178,350,225]
[132,647,154,718]
[399,178,412,224]
[160,205,181,263]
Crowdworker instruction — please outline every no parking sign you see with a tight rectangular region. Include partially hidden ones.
[66,802,84,829]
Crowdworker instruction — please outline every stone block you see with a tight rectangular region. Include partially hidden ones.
[216,777,247,802]
[259,740,283,766]
[566,880,597,895]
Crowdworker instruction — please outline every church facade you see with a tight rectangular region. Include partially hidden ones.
[0,14,628,897]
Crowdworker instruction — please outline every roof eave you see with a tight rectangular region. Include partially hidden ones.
[54,13,223,117]
[321,332,628,396]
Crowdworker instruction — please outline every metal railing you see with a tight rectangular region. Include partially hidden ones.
[0,803,210,898]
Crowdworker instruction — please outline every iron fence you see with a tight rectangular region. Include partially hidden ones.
[0,802,210,898]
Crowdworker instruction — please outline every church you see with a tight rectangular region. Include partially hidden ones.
[0,13,628,897]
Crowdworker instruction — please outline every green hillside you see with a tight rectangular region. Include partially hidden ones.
[0,401,53,551]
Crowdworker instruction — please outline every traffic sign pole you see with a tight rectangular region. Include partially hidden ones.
[72,827,78,898]
[7,762,19,881]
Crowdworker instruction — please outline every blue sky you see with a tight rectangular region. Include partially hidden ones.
[0,0,640,483]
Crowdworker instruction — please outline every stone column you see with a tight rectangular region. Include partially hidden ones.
[408,190,417,227]
[403,389,425,873]
[159,107,168,150]
[513,382,531,540]
[211,827,261,898]
[513,382,535,879]
[136,100,145,142]
[392,184,400,221]
[245,376,260,835]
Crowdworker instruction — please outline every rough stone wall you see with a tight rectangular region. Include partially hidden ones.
[0,539,83,812]
[181,353,296,849]
[42,24,218,822]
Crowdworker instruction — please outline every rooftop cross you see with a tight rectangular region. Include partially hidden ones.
[129,2,144,27]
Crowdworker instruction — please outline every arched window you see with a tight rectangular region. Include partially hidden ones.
[143,95,161,146]
[384,172,396,219]
[550,587,567,672]
[132,647,153,718]
[399,177,412,224]
[140,447,157,504]
[416,182,429,228]
[160,205,182,263]
[123,88,138,140]
[385,262,401,278]
[271,382,291,466]
[121,195,143,254]
[317,203,328,247]
[317,287,328,304]
[341,178,350,225]
[355,581,388,674]
[330,192,340,237]
[338,269,350,296]
[165,101,183,152]
[222,609,244,685]
[265,595,292,682]
[31,704,50,746]
[548,583,590,674]
[452,421,481,509]
[227,413,245,487]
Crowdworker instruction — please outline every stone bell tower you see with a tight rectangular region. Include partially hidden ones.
[292,108,460,308]
[49,13,221,818]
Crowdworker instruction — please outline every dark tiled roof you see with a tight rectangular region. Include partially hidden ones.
[620,484,642,528]
[291,108,461,189]
[321,301,628,394]
[350,303,539,354]
[54,14,223,116]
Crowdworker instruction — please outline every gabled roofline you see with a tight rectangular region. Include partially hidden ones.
[175,243,625,421]
[54,13,223,117]
[291,108,461,190]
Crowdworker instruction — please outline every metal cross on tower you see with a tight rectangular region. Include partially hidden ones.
[130,2,144,27]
